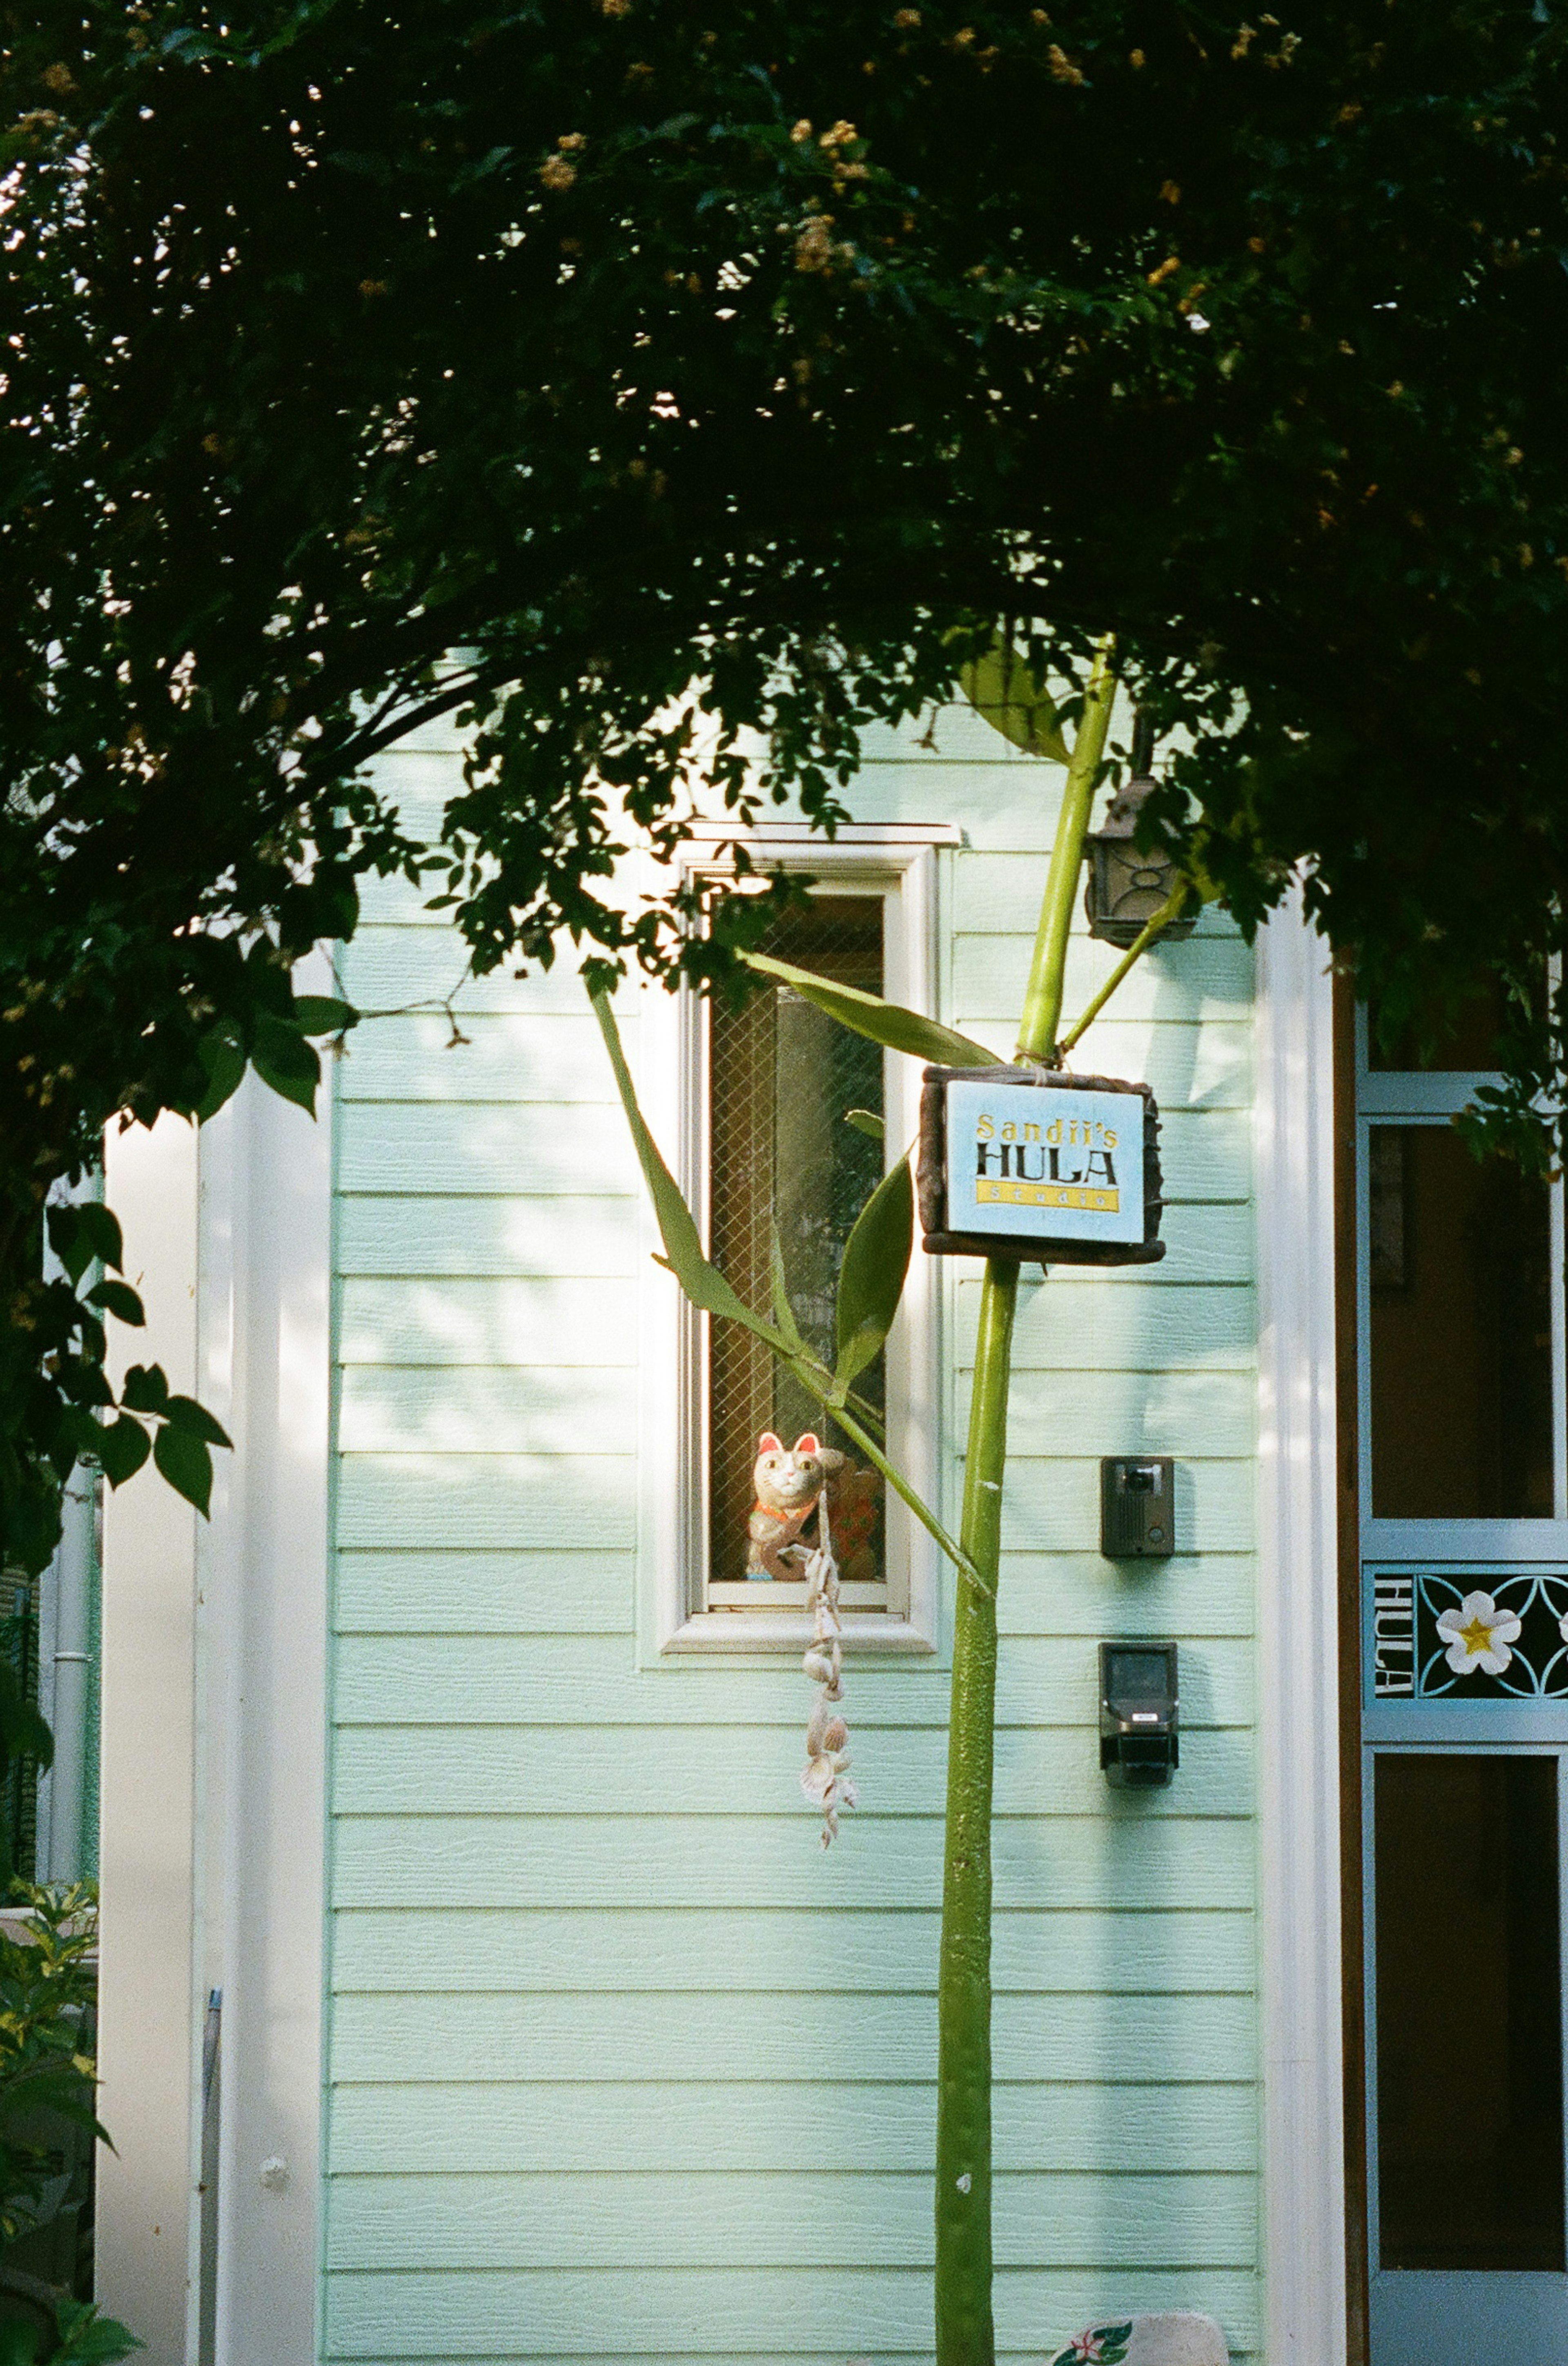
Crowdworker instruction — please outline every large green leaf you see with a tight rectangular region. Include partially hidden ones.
[590,993,790,1356]
[834,1154,913,1395]
[96,1415,151,1489]
[251,1013,320,1115]
[959,637,1071,763]
[163,1392,233,1449]
[742,954,1001,1069]
[152,1421,214,1517]
[85,1278,145,1327]
[194,1027,247,1125]
[292,994,359,1035]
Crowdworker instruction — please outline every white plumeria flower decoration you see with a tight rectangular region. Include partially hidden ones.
[1436,1589,1521,1677]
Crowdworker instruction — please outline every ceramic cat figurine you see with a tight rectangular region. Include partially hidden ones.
[747,1432,826,1579]
[747,1431,881,1583]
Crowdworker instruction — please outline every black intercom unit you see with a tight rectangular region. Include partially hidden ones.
[1100,1455,1174,1559]
[1099,1639,1180,1787]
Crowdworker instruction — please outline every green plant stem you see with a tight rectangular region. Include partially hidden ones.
[933,1256,1017,2366]
[1015,638,1118,1066]
[1056,880,1189,1058]
[792,1358,987,1595]
[935,637,1118,2366]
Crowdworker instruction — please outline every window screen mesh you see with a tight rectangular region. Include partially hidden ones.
[707,895,887,1590]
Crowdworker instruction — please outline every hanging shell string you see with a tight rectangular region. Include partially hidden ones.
[801,1480,857,1847]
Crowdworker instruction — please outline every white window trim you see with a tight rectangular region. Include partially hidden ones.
[1254,885,1349,2365]
[637,823,961,1659]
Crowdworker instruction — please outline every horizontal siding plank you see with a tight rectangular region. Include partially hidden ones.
[327,1990,1255,2087]
[336,1457,637,1551]
[318,2353,1254,2366]
[336,1092,1246,1213]
[339,1280,639,1367]
[328,1907,1255,1998]
[338,1372,1258,1457]
[339,1014,622,1106]
[332,1635,1256,1731]
[339,1369,639,1458]
[339,1105,638,1198]
[323,2170,1256,2271]
[321,2263,1259,2357]
[1003,1208,1253,1289]
[997,1368,1255,1456]
[967,1281,1255,1368]
[954,865,1252,958]
[326,1812,1257,1913]
[326,2077,1258,2175]
[995,1552,1254,1639]
[336,1195,639,1281]
[953,933,1246,1019]
[338,928,641,1017]
[334,1553,634,1637]
[329,1724,1254,1822]
[940,1022,1252,1113]
[331,1548,1252,1640]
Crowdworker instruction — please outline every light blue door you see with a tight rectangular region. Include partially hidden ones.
[1357,1001,1568,2362]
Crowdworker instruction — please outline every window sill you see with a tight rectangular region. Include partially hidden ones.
[661,1609,937,1656]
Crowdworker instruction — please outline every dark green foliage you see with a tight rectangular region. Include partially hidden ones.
[0,1889,140,2364]
[2,0,1567,1574]
[0,1887,103,2253]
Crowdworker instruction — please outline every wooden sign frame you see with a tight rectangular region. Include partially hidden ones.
[916,1064,1166,1267]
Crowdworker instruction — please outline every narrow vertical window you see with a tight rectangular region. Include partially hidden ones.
[706,892,889,1603]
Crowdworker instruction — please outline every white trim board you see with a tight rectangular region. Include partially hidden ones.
[1254,888,1348,2365]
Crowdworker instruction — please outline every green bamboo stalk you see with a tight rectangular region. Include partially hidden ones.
[933,635,1118,2366]
[1015,641,1120,1066]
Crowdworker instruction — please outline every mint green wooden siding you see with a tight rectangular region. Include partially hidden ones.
[324,707,1260,2364]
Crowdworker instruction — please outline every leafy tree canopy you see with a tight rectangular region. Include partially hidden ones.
[2,0,1566,1567]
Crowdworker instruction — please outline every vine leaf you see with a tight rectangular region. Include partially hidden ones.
[45,1201,125,1286]
[85,1279,145,1327]
[293,994,359,1035]
[95,1416,150,1489]
[152,1422,215,1517]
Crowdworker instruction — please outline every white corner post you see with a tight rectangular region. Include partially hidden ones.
[201,1066,331,2366]
[95,1061,331,2366]
[1254,886,1348,2364]
[97,1114,203,2365]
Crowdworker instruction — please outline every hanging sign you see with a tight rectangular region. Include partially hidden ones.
[916,1064,1165,1267]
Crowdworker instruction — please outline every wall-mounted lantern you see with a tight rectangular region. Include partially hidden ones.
[1084,714,1199,951]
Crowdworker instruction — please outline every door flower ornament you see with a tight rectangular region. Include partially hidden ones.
[1045,2325,1132,2366]
[1435,1590,1522,1677]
